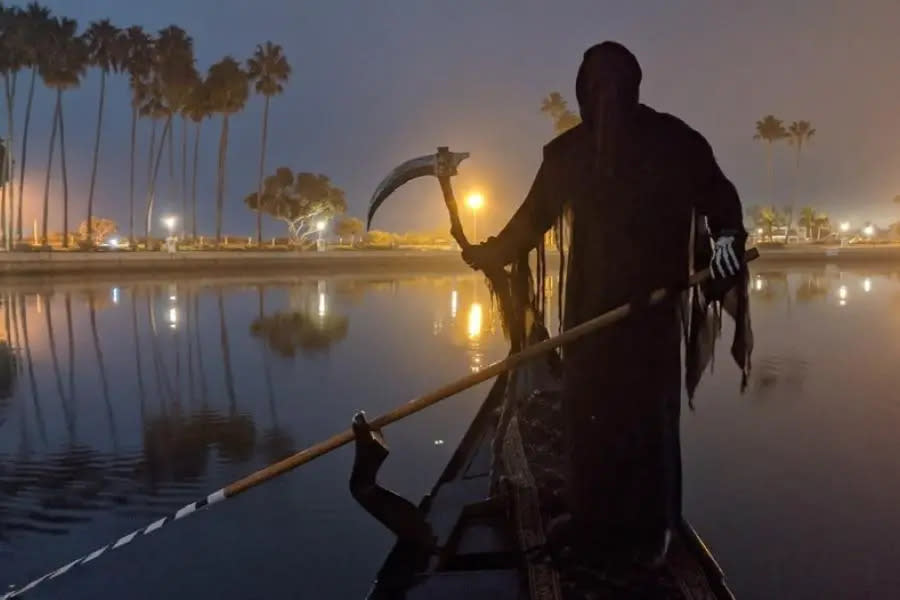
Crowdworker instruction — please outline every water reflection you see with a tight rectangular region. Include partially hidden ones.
[0,274,509,560]
[2,268,900,598]
[749,267,900,310]
[250,281,349,358]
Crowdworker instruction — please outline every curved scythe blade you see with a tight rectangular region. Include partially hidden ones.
[366,150,470,230]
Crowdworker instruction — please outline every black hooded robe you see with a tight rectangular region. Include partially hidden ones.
[481,102,745,551]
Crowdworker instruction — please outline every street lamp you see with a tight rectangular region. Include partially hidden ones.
[863,224,875,237]
[316,219,327,251]
[465,192,484,242]
[840,222,850,233]
[162,216,176,235]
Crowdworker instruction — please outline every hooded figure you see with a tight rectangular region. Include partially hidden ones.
[464,42,748,562]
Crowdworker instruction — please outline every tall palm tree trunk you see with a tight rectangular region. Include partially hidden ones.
[145,116,172,244]
[167,116,175,231]
[86,69,107,244]
[147,119,156,188]
[16,68,36,242]
[215,115,229,246]
[128,107,137,246]
[191,122,200,240]
[181,117,187,239]
[1,156,6,250]
[58,91,70,248]
[41,95,61,246]
[255,96,270,246]
[3,72,16,250]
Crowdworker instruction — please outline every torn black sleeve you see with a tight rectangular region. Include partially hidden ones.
[482,159,562,266]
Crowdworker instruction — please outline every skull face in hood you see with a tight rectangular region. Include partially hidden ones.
[575,41,642,157]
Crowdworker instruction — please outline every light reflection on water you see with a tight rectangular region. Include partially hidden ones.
[0,265,898,599]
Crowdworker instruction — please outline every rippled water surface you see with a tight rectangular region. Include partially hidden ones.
[1,264,899,599]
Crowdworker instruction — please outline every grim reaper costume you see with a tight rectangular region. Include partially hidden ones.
[464,42,751,561]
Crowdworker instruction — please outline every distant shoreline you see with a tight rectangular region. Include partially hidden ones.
[1,245,899,280]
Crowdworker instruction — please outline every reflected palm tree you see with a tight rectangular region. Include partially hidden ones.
[1,295,18,429]
[64,292,77,429]
[185,288,195,408]
[750,271,787,304]
[147,288,174,407]
[193,291,209,406]
[89,289,117,448]
[18,294,47,445]
[43,294,74,439]
[218,288,237,414]
[131,287,148,420]
[795,273,831,303]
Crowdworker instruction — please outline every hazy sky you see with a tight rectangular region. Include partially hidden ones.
[14,0,900,238]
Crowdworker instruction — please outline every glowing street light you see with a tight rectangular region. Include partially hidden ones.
[863,224,875,237]
[316,220,326,232]
[465,192,484,242]
[840,222,850,233]
[162,216,176,234]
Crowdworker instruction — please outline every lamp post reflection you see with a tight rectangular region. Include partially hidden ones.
[467,301,484,372]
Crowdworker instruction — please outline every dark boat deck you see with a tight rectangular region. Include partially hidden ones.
[362,358,735,599]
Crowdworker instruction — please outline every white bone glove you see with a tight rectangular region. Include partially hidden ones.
[711,235,741,279]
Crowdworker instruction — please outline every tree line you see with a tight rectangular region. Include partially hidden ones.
[0,3,292,249]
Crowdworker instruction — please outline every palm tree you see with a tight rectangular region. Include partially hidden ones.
[753,115,788,205]
[786,120,815,244]
[206,57,249,246]
[757,205,778,241]
[16,2,52,243]
[0,4,27,248]
[39,16,87,247]
[247,42,291,246]
[799,206,817,241]
[143,26,196,243]
[183,77,210,240]
[539,91,581,135]
[83,19,122,246]
[123,26,153,247]
[787,120,815,168]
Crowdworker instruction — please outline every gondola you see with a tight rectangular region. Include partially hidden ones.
[349,272,737,600]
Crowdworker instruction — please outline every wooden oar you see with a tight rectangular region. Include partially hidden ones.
[3,247,757,599]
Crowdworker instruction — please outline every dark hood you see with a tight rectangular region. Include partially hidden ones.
[574,41,642,129]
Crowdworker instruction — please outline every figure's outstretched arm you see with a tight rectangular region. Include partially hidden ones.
[692,136,746,278]
[477,160,562,267]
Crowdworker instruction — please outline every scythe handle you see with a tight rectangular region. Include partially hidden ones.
[437,175,470,251]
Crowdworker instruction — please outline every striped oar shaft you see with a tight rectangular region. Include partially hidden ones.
[2,490,226,599]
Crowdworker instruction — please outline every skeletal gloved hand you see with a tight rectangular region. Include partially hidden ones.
[710,234,743,279]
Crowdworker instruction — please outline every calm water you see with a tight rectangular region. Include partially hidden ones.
[1,265,899,599]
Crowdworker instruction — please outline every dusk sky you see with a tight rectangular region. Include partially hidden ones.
[14,0,900,238]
